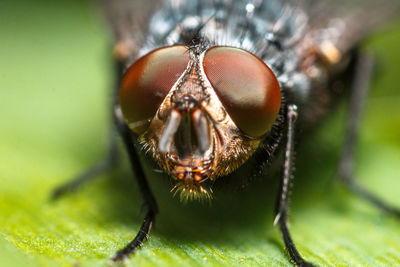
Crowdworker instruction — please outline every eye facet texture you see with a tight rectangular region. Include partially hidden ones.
[120,45,189,134]
[203,46,281,137]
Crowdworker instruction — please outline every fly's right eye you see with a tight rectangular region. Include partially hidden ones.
[120,45,189,134]
[203,46,281,138]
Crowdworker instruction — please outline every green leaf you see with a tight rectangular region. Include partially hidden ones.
[0,0,400,266]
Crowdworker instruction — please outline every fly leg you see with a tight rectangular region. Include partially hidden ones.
[51,129,119,199]
[51,61,127,200]
[337,53,400,217]
[51,58,122,200]
[110,105,158,262]
[274,105,315,267]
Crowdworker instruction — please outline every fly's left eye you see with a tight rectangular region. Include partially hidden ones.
[120,45,189,134]
[203,46,281,138]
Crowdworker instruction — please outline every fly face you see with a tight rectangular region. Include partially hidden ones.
[120,44,281,201]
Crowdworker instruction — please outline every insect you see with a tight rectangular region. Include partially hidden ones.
[52,0,400,265]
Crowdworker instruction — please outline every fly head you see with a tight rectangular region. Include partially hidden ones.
[120,44,281,201]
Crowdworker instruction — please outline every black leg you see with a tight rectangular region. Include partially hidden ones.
[274,105,314,267]
[110,106,158,262]
[51,130,119,200]
[337,54,400,217]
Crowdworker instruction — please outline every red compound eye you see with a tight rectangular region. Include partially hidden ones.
[203,46,281,138]
[120,45,189,134]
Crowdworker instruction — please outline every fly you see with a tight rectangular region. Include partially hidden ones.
[52,0,400,266]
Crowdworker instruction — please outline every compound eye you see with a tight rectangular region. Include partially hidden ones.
[203,46,281,138]
[120,45,189,134]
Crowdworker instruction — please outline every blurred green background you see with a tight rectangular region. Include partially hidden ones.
[0,0,400,266]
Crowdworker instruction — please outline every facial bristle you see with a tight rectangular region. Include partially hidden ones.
[170,182,213,204]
